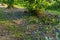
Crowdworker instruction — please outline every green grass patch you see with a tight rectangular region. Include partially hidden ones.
[46,9,60,16]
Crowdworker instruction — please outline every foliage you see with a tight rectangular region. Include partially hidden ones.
[23,0,51,16]
[24,0,49,9]
[0,0,60,9]
[46,0,60,9]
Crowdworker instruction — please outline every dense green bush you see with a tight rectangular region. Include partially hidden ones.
[46,0,60,10]
[24,0,50,16]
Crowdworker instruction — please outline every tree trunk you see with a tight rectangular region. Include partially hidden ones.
[7,0,14,9]
[7,4,14,8]
[30,9,44,16]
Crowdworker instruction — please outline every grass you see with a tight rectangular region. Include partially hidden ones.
[46,9,60,16]
[0,8,60,40]
[14,4,25,8]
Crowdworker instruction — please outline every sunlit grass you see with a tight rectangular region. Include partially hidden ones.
[14,5,24,8]
[0,21,13,26]
[46,9,60,16]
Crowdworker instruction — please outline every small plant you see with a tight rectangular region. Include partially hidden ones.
[28,16,39,24]
[13,32,22,38]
